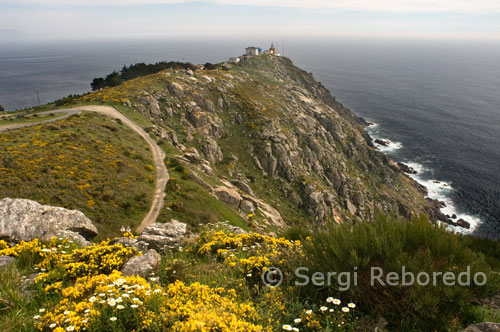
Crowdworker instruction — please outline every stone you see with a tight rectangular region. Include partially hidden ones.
[240,200,255,214]
[214,186,242,207]
[0,198,98,245]
[461,323,500,332]
[231,180,254,195]
[201,137,224,164]
[138,220,187,251]
[110,237,149,252]
[136,91,161,117]
[226,225,248,234]
[168,82,184,98]
[121,249,161,278]
[0,255,16,269]
[346,199,357,215]
[456,218,471,229]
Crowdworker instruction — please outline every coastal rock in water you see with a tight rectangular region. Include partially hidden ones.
[397,162,417,174]
[0,198,98,245]
[138,220,187,251]
[121,249,161,277]
[456,218,471,229]
[0,255,16,269]
[375,139,389,147]
[461,323,500,332]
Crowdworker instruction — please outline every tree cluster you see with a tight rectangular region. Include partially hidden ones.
[91,61,217,91]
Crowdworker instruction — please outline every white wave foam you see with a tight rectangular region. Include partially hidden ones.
[406,165,481,233]
[373,138,403,153]
[364,125,482,233]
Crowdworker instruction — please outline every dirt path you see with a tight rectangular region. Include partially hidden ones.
[0,106,168,233]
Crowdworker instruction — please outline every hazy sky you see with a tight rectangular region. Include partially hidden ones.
[1,0,499,41]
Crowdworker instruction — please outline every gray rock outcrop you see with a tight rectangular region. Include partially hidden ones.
[121,249,161,277]
[0,198,98,246]
[214,186,242,207]
[0,255,16,269]
[137,220,187,251]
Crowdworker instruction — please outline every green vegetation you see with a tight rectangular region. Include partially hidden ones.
[91,61,204,91]
[2,217,500,332]
[0,113,155,239]
[157,156,249,231]
[0,112,65,125]
[299,216,500,331]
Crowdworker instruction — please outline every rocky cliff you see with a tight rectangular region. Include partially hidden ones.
[85,54,435,230]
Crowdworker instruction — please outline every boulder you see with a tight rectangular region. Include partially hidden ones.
[110,237,149,252]
[461,323,500,332]
[136,91,161,117]
[138,220,187,251]
[0,198,98,245]
[201,137,224,164]
[231,180,254,195]
[397,162,417,174]
[240,200,255,214]
[374,139,389,147]
[456,218,471,229]
[214,186,241,207]
[0,255,16,269]
[121,249,161,278]
[168,82,184,98]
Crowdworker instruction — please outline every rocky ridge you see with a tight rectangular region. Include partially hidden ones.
[119,55,437,227]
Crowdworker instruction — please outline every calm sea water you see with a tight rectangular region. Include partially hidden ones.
[1,38,499,237]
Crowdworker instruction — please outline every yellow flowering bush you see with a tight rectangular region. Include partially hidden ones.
[196,231,302,281]
[35,271,270,332]
[35,240,139,288]
[0,238,46,258]
[35,270,158,332]
[160,280,270,332]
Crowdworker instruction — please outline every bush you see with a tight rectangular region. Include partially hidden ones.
[301,215,500,331]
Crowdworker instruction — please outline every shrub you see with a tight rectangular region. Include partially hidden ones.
[301,215,500,331]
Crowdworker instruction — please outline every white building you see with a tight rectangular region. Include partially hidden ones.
[229,57,241,64]
[245,47,259,56]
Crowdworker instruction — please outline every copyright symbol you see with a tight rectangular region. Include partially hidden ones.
[261,267,283,287]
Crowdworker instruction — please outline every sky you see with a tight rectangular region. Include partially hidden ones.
[1,0,500,41]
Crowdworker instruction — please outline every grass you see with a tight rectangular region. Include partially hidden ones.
[0,112,155,239]
[156,155,249,231]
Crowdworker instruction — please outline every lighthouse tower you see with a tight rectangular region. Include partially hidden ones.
[269,43,276,55]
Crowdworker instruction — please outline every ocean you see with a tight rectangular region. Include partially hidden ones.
[1,38,499,237]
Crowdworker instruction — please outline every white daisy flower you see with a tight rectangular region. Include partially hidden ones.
[110,317,117,321]
[282,325,293,331]
[342,307,350,312]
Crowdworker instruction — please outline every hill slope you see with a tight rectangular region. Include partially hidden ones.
[75,54,433,231]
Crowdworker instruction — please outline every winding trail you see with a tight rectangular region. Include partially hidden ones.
[0,106,168,233]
